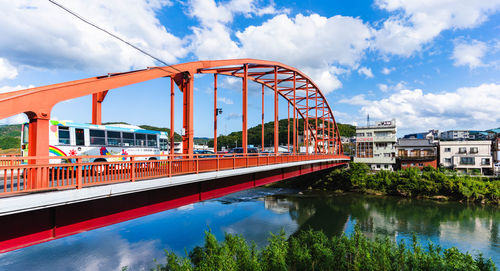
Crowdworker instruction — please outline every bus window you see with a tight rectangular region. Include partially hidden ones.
[136,134,146,147]
[59,127,70,145]
[147,134,157,147]
[107,131,121,146]
[22,124,29,144]
[75,128,85,146]
[123,132,135,146]
[89,129,105,145]
[160,138,168,151]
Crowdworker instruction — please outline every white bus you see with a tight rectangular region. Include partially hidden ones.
[21,120,169,163]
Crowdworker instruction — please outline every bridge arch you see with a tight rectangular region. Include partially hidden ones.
[0,59,342,157]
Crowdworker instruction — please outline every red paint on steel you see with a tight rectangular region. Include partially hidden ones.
[0,161,346,253]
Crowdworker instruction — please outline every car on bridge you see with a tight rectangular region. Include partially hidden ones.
[193,150,216,158]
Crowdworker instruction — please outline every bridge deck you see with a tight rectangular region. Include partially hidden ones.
[0,157,346,217]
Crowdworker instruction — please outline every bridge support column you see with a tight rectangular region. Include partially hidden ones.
[292,72,296,153]
[91,91,108,125]
[213,74,218,153]
[242,64,248,154]
[274,66,278,154]
[305,81,309,154]
[170,78,175,155]
[27,113,50,189]
[261,84,265,152]
[182,73,194,156]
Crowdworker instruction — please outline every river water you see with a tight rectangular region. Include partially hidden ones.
[0,188,498,270]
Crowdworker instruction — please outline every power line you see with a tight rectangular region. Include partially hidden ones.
[47,0,183,74]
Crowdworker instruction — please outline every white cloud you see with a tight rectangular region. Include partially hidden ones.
[0,58,18,81]
[374,0,500,56]
[377,81,407,92]
[339,94,370,106]
[187,0,373,94]
[451,40,487,69]
[377,83,389,92]
[359,83,500,131]
[0,84,34,94]
[0,84,33,124]
[358,67,374,78]
[0,1,187,73]
[218,97,234,104]
[381,67,395,75]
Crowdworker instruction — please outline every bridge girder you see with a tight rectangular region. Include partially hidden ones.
[0,59,343,161]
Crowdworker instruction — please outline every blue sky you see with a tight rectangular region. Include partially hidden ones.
[1,0,499,137]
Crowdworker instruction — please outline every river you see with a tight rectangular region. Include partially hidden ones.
[0,188,498,270]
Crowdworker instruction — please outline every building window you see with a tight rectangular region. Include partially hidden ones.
[458,147,466,154]
[366,132,372,136]
[460,157,475,165]
[356,133,365,137]
[384,165,388,169]
[356,142,373,158]
[444,148,451,152]
[58,126,70,145]
[89,129,105,145]
[481,158,490,165]
[376,164,380,169]
[384,153,390,157]
[444,158,451,164]
[107,131,122,146]
[470,147,478,154]
[419,163,423,167]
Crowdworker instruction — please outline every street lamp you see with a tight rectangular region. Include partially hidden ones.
[216,108,223,116]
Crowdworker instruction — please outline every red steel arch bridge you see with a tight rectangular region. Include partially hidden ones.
[0,59,349,252]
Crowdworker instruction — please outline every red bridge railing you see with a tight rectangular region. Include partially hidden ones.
[0,153,348,196]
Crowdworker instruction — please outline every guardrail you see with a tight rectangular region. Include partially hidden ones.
[0,153,348,196]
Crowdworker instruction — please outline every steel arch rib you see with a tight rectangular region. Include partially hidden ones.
[0,59,342,153]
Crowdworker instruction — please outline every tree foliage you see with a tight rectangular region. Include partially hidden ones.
[313,163,500,205]
[151,225,495,271]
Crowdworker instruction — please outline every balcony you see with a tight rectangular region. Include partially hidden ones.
[398,155,436,161]
[373,135,396,142]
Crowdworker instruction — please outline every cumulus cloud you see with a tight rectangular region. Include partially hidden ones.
[0,58,18,81]
[374,0,500,56]
[377,81,406,92]
[358,83,500,131]
[218,97,234,105]
[0,84,34,124]
[358,67,374,78]
[451,40,487,69]
[339,94,370,106]
[0,1,187,73]
[187,0,373,94]
[381,67,395,75]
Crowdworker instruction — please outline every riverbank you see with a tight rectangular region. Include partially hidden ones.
[149,225,496,271]
[277,163,500,205]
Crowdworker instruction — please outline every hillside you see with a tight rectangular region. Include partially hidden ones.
[0,124,21,151]
[209,119,355,151]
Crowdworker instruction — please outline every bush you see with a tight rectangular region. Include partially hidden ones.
[317,163,500,205]
[152,226,496,271]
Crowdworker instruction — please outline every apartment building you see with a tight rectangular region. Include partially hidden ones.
[439,141,492,174]
[354,119,397,170]
[440,130,470,141]
[396,139,437,169]
[493,137,500,175]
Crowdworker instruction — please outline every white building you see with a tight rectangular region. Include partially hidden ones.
[439,141,492,174]
[440,130,470,141]
[354,119,397,170]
